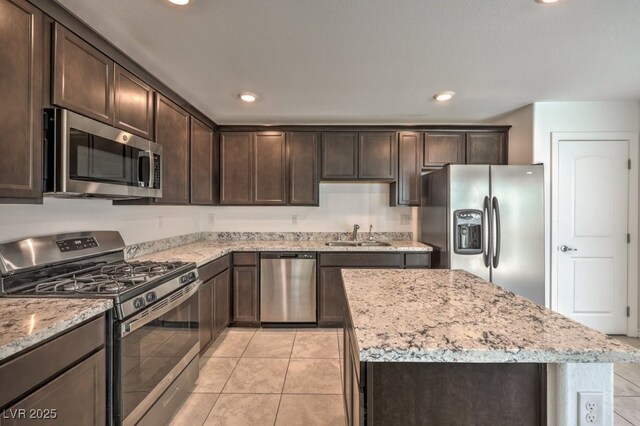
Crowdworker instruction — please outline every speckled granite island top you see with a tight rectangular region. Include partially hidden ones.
[132,239,431,266]
[342,269,640,363]
[0,298,112,362]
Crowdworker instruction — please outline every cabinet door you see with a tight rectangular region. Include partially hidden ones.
[213,269,231,338]
[392,132,421,206]
[465,132,507,165]
[0,0,43,201]
[154,95,190,204]
[233,266,259,323]
[190,118,216,205]
[358,132,397,180]
[220,132,252,204]
[7,349,105,426]
[199,278,214,353]
[114,64,154,140]
[253,132,286,205]
[318,267,345,326]
[289,132,319,205]
[423,132,465,167]
[321,132,358,180]
[53,23,114,124]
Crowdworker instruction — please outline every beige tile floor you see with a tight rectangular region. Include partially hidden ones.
[614,336,640,425]
[169,328,345,426]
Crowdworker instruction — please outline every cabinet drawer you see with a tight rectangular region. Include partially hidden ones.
[0,316,105,407]
[404,253,431,268]
[233,252,258,266]
[320,253,402,268]
[198,254,231,282]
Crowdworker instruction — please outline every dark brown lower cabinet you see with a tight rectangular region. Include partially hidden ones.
[213,269,231,336]
[0,316,106,424]
[7,349,106,426]
[198,256,231,353]
[318,252,430,326]
[233,266,259,324]
[199,278,214,352]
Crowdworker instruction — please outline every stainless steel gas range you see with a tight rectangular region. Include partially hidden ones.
[0,231,200,425]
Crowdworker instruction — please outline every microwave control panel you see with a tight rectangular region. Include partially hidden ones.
[152,154,161,189]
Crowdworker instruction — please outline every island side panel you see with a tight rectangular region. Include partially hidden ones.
[365,362,546,426]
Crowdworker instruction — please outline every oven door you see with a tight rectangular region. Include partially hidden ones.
[115,281,200,426]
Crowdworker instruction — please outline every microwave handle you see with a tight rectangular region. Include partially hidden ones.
[148,151,155,189]
[137,151,152,188]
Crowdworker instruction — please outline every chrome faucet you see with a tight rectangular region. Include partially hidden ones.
[368,225,374,241]
[351,224,360,241]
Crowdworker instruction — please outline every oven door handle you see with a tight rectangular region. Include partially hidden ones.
[121,280,201,338]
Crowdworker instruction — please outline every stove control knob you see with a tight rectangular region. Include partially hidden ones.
[188,272,196,281]
[133,297,146,309]
[145,292,157,303]
[180,275,187,284]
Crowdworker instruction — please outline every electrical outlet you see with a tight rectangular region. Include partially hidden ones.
[208,214,215,225]
[578,392,603,426]
[158,216,164,230]
[292,215,298,225]
[400,214,411,225]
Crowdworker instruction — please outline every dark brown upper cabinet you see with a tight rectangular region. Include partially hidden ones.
[154,94,190,204]
[322,132,396,181]
[321,132,358,179]
[423,132,465,167]
[220,132,253,205]
[114,64,154,140]
[220,132,318,206]
[288,132,320,206]
[0,0,44,202]
[358,132,397,180]
[391,132,422,206]
[253,132,287,205]
[190,118,217,205]
[53,23,114,124]
[465,132,507,165]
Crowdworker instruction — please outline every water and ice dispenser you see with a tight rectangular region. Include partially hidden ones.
[453,210,483,254]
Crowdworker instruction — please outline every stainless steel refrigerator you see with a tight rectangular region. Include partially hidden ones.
[420,164,545,305]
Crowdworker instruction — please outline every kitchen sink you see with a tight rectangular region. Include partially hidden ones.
[324,241,392,247]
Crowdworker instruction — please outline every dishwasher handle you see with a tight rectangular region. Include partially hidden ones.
[260,252,316,260]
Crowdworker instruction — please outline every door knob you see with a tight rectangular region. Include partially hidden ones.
[560,245,577,252]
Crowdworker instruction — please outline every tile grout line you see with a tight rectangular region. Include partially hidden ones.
[614,410,637,426]
[273,329,298,426]
[218,329,256,395]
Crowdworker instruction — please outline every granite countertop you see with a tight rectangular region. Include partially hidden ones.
[132,239,431,267]
[342,269,640,364]
[0,298,113,362]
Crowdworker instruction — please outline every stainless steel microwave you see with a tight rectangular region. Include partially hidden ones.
[43,108,162,198]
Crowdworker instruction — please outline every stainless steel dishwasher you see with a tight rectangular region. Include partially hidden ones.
[260,252,317,323]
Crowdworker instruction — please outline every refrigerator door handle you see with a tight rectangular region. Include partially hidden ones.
[482,196,491,267]
[492,196,502,268]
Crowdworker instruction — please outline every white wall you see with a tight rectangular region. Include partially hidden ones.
[490,104,534,165]
[0,183,415,245]
[0,198,208,245]
[532,101,640,314]
[203,183,415,234]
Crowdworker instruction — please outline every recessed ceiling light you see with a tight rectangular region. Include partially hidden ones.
[535,0,559,3]
[433,91,455,102]
[168,0,189,5]
[238,92,258,103]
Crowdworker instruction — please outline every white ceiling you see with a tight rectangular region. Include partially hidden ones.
[56,0,640,125]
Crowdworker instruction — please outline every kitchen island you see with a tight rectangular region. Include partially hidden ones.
[341,269,640,425]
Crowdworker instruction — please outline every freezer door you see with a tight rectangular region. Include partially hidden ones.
[449,165,491,281]
[490,165,545,305]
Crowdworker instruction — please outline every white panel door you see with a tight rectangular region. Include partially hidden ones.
[557,140,629,333]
